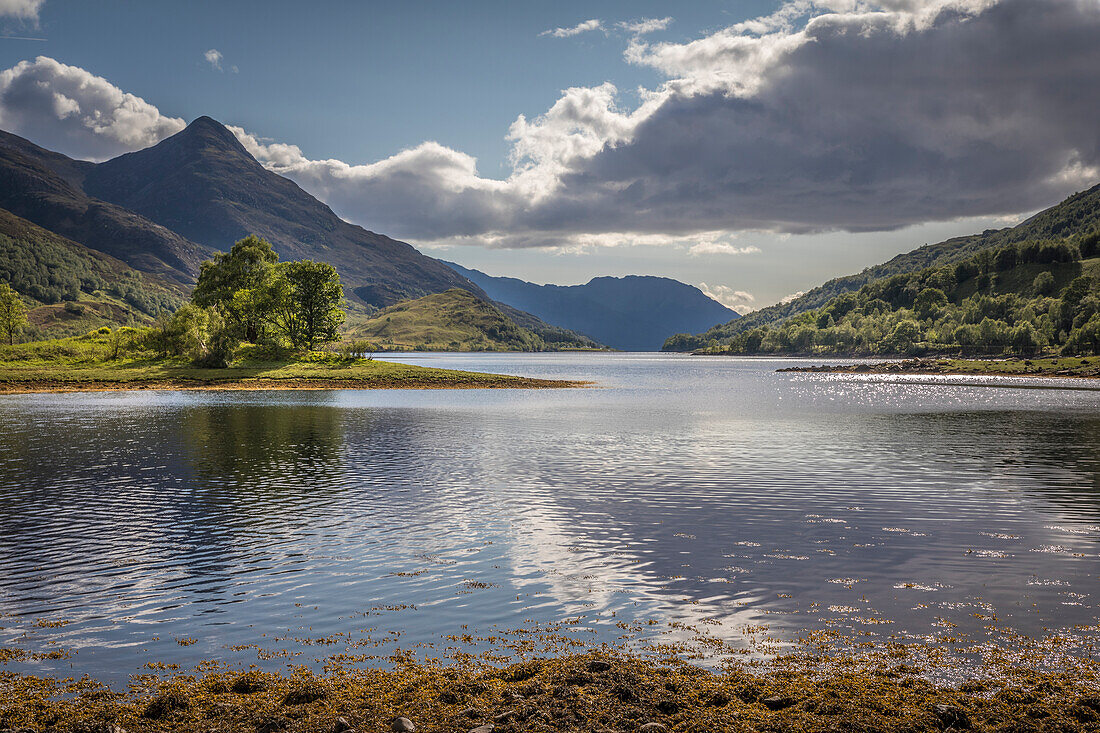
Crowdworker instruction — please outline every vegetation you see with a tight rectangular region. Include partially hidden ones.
[0,330,581,393]
[0,207,187,339]
[666,232,1100,357]
[0,283,27,345]
[1,640,1098,733]
[345,289,597,352]
[685,182,1100,344]
[148,235,348,367]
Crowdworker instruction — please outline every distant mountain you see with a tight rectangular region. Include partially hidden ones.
[345,289,599,352]
[444,263,738,351]
[0,207,186,338]
[80,117,481,307]
[0,131,211,284]
[684,182,1100,347]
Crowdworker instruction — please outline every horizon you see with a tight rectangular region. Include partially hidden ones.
[1,0,1098,312]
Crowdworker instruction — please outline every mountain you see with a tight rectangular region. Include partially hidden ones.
[682,183,1100,347]
[0,131,211,284]
[345,289,599,352]
[79,117,481,307]
[443,263,738,351]
[0,207,186,338]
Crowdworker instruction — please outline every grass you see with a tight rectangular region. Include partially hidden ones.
[345,289,547,352]
[0,334,584,393]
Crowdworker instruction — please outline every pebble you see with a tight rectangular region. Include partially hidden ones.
[333,717,354,733]
[391,717,416,732]
[469,726,494,733]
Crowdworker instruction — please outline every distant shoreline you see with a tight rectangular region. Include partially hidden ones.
[777,356,1100,380]
[0,375,587,395]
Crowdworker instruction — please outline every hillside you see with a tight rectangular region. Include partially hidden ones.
[0,208,186,338]
[345,289,599,352]
[79,117,482,308]
[444,263,738,351]
[681,182,1100,347]
[674,232,1100,357]
[0,131,211,284]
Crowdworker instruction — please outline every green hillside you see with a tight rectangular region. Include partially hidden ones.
[0,208,186,339]
[669,232,1100,357]
[680,183,1100,346]
[345,289,598,352]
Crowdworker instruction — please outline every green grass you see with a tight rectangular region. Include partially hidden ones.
[0,334,581,392]
[345,289,549,352]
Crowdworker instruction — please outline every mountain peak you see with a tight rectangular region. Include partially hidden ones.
[169,115,251,157]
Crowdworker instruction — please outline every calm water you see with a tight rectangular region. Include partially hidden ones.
[1,353,1099,681]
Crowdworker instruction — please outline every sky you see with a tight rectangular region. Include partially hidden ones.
[0,0,1098,313]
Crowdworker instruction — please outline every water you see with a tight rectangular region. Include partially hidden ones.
[1,353,1099,681]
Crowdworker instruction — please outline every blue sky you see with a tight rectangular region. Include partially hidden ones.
[1,1,1098,312]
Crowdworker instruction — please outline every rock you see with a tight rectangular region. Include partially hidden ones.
[392,717,416,732]
[142,690,190,719]
[639,724,669,732]
[284,682,327,705]
[762,695,797,711]
[932,703,972,730]
[333,717,354,733]
[494,710,516,723]
[656,700,679,714]
[231,673,268,694]
[469,726,494,733]
[706,691,731,707]
[256,718,290,733]
[587,659,612,673]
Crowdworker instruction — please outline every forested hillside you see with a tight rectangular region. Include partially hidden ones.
[665,232,1100,357]
[0,208,186,338]
[684,183,1100,345]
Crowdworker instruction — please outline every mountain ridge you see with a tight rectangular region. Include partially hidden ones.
[444,263,738,351]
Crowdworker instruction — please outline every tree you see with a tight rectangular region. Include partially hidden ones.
[889,320,921,352]
[267,260,345,350]
[1032,271,1055,297]
[192,235,279,341]
[914,288,948,320]
[0,283,27,345]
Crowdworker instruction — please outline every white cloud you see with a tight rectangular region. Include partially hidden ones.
[203,49,223,71]
[540,19,602,38]
[0,56,184,161]
[0,0,44,20]
[617,17,673,36]
[689,242,761,256]
[778,290,806,305]
[698,283,756,313]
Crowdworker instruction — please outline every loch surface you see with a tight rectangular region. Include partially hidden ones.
[1,353,1099,681]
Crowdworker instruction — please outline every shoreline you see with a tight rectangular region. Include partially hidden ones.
[2,647,1098,732]
[0,375,589,395]
[777,356,1100,381]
